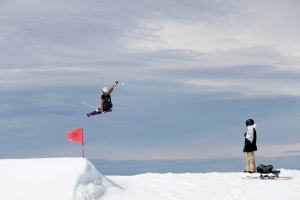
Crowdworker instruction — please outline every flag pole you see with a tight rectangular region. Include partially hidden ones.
[82,128,84,158]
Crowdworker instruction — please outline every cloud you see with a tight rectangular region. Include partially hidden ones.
[0,0,300,162]
[1,0,299,96]
[284,150,300,153]
[143,0,300,57]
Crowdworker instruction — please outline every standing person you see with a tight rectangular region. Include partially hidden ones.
[96,81,118,113]
[243,119,257,173]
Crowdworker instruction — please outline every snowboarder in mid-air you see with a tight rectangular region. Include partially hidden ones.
[86,81,118,117]
[96,81,118,113]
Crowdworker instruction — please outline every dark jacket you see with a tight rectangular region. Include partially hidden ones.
[244,128,257,152]
[100,84,115,111]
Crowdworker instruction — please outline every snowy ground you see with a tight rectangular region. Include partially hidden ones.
[0,158,122,200]
[103,169,300,200]
[0,158,299,200]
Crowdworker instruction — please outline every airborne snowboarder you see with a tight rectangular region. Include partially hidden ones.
[86,81,118,117]
[96,81,118,113]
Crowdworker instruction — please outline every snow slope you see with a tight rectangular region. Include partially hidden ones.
[0,158,122,200]
[1,158,299,200]
[103,169,300,200]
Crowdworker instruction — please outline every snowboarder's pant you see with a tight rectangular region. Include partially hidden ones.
[246,151,256,173]
[103,102,113,111]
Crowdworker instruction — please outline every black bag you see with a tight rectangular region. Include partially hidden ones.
[257,164,273,174]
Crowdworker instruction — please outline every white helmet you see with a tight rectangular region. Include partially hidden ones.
[103,87,109,93]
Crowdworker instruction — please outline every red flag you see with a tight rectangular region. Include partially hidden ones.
[67,128,83,143]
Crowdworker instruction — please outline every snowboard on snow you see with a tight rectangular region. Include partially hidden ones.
[87,109,112,117]
[242,174,293,180]
[242,170,293,180]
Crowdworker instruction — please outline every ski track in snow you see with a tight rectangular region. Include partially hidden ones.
[103,169,300,200]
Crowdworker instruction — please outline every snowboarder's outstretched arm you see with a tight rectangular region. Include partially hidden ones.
[108,81,118,94]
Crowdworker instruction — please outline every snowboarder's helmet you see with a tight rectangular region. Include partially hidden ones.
[103,87,109,93]
[246,119,254,126]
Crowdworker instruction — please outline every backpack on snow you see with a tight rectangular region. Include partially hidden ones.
[257,164,273,174]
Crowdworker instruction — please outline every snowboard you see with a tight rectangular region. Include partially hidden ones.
[87,109,112,117]
[242,175,293,180]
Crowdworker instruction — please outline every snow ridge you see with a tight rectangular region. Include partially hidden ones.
[0,157,122,200]
[74,159,122,200]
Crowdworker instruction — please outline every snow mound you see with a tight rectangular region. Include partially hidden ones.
[0,157,122,200]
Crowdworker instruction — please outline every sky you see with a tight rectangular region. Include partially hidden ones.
[0,0,300,173]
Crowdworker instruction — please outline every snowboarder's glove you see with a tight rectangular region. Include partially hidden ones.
[243,147,246,153]
[244,133,247,137]
[115,81,118,85]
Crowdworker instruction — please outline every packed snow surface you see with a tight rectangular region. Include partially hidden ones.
[0,158,122,200]
[103,169,300,200]
[0,158,299,200]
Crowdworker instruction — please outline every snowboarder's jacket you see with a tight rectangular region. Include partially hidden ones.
[100,84,116,111]
[244,124,257,152]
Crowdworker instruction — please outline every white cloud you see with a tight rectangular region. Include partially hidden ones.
[132,0,300,57]
[184,77,300,96]
[1,0,300,161]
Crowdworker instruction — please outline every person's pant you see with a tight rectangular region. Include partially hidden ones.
[246,151,256,172]
[103,102,113,111]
